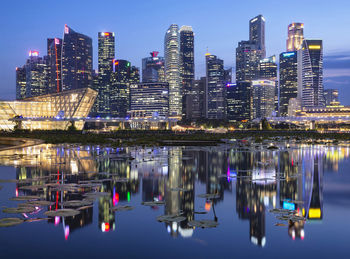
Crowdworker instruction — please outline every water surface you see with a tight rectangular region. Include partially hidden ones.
[0,141,349,258]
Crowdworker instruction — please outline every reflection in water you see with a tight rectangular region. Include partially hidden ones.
[0,142,347,245]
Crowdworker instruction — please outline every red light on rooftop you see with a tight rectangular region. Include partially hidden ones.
[151,51,159,57]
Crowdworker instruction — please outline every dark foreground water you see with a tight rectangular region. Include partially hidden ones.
[0,140,349,258]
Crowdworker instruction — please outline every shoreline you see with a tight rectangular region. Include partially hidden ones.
[0,130,348,147]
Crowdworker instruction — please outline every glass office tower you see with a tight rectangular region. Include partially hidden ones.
[97,32,115,116]
[62,25,93,91]
[164,24,181,117]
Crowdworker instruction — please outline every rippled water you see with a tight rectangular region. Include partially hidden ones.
[0,141,349,258]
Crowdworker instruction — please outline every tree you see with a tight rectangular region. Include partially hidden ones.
[261,118,272,130]
[67,120,77,131]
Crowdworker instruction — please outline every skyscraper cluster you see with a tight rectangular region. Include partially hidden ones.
[15,17,335,123]
[230,17,331,122]
[16,25,139,118]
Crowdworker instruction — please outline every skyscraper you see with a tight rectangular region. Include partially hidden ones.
[130,82,169,118]
[110,60,131,117]
[179,26,195,120]
[236,15,266,83]
[129,66,140,85]
[252,80,276,119]
[90,69,99,116]
[324,89,339,106]
[16,66,26,100]
[287,23,304,51]
[236,41,263,81]
[279,51,298,116]
[164,24,181,117]
[62,25,93,91]
[97,32,115,117]
[258,56,278,113]
[297,40,324,107]
[47,38,62,93]
[258,56,277,80]
[193,77,206,120]
[206,53,226,119]
[142,51,165,83]
[226,82,252,122]
[110,60,139,117]
[224,68,233,84]
[250,15,266,58]
[25,51,48,98]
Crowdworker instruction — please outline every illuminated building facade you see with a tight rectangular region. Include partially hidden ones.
[110,60,132,117]
[324,89,339,106]
[250,15,266,58]
[252,80,275,119]
[206,54,226,119]
[179,26,195,120]
[279,51,298,116]
[296,105,350,118]
[25,51,48,98]
[192,77,206,120]
[236,15,265,83]
[236,41,263,81]
[287,23,304,51]
[97,32,115,117]
[259,56,277,80]
[62,25,93,91]
[297,40,325,107]
[259,56,278,112]
[47,38,62,93]
[16,66,26,100]
[226,81,252,122]
[287,98,301,117]
[130,82,169,118]
[129,65,140,85]
[0,88,97,131]
[90,69,99,115]
[142,51,165,83]
[164,24,181,117]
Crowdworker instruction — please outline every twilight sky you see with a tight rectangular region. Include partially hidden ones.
[1,0,350,103]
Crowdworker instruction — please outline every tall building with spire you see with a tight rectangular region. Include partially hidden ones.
[179,25,195,120]
[297,40,325,107]
[164,24,181,117]
[97,32,115,117]
[287,23,304,51]
[62,25,93,91]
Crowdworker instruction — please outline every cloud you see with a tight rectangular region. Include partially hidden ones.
[324,52,350,69]
[324,68,350,78]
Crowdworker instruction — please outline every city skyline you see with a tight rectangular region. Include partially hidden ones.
[1,0,350,103]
